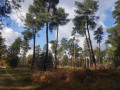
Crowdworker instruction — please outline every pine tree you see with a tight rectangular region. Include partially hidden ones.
[21,39,31,65]
[107,0,120,67]
[49,7,69,69]
[83,40,89,67]
[73,0,99,69]
[24,0,45,69]
[94,25,103,65]
[7,37,22,67]
[43,0,59,71]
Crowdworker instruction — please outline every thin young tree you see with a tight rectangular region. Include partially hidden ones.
[49,7,69,69]
[67,38,74,67]
[60,38,68,66]
[73,36,80,69]
[83,39,89,67]
[21,38,31,65]
[21,29,32,66]
[94,25,103,65]
[67,37,82,68]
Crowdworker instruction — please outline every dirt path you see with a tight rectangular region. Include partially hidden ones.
[0,75,5,88]
[0,70,35,90]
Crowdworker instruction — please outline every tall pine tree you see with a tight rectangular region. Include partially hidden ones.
[94,25,103,64]
[49,7,69,69]
[107,0,120,67]
[73,0,99,69]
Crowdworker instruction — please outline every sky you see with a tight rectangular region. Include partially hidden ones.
[0,0,117,55]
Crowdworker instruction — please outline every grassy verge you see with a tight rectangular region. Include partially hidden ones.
[4,78,18,90]
[7,68,38,89]
[4,78,14,86]
[0,69,6,75]
[58,66,82,70]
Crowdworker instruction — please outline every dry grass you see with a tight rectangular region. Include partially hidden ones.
[32,69,120,90]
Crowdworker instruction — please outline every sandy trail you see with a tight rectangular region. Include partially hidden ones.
[0,70,35,90]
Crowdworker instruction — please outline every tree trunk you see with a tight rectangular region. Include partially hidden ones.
[79,59,81,67]
[85,30,92,68]
[22,51,26,65]
[84,52,87,68]
[86,57,87,68]
[31,29,36,69]
[99,42,101,65]
[44,23,49,71]
[44,2,50,71]
[83,23,91,68]
[86,15,96,69]
[103,57,104,65]
[54,26,59,69]
[74,38,76,69]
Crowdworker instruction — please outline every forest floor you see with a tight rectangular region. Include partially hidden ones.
[0,68,38,90]
[1,67,120,90]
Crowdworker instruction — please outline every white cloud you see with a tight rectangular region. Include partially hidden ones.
[0,27,20,46]
[27,49,33,56]
[10,0,33,26]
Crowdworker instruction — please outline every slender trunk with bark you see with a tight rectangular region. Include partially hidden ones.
[22,51,26,65]
[74,42,76,69]
[44,23,49,71]
[44,1,50,71]
[103,57,104,65]
[79,59,81,67]
[31,30,36,69]
[54,26,59,69]
[83,59,85,67]
[85,33,92,68]
[86,15,96,69]
[86,57,87,68]
[84,52,86,68]
[99,42,101,65]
